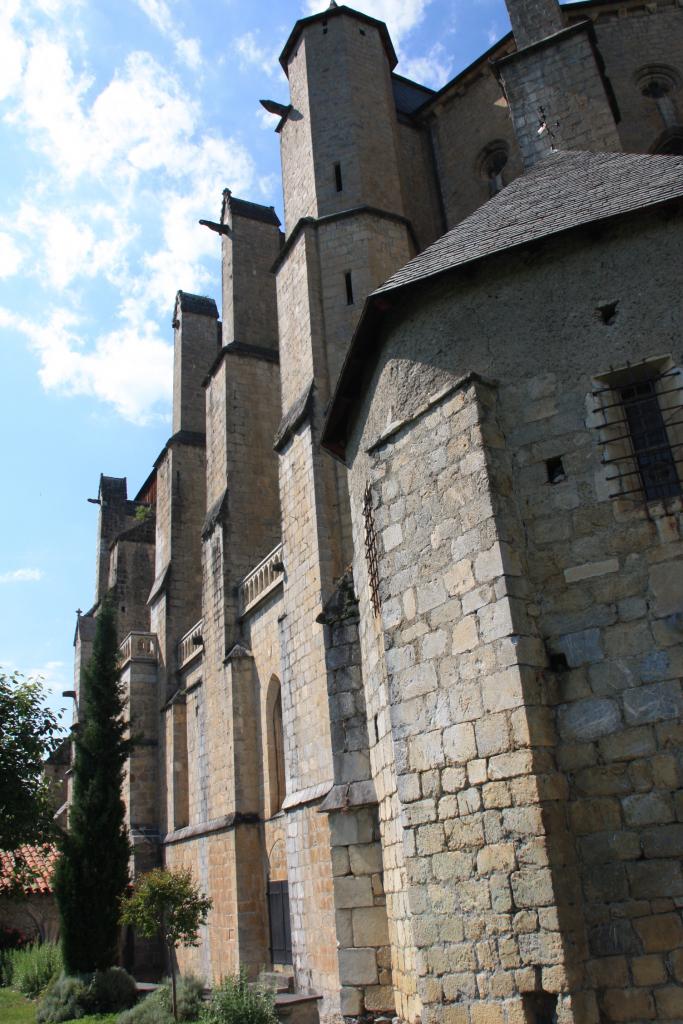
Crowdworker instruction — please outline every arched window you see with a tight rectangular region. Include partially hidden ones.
[637,65,681,132]
[478,141,509,197]
[267,677,286,816]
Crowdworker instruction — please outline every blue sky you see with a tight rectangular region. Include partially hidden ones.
[2,0,573,723]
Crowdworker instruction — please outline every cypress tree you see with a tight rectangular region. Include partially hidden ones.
[54,600,132,973]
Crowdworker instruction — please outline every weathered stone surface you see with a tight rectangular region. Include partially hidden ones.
[557,698,621,742]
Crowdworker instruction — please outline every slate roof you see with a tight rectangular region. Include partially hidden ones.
[176,292,219,318]
[322,149,683,460]
[392,74,435,116]
[375,150,683,297]
[0,845,58,895]
[228,197,281,227]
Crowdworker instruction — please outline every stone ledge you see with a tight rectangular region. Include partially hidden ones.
[281,780,333,811]
[366,373,495,454]
[319,781,378,813]
[163,812,259,845]
[274,380,315,452]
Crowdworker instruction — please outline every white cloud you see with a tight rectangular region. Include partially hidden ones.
[176,37,201,70]
[134,0,202,69]
[0,569,44,583]
[13,202,137,291]
[27,661,67,698]
[234,32,281,77]
[8,44,200,183]
[0,233,23,278]
[0,1,259,422]
[0,306,174,424]
[258,173,280,202]
[400,42,452,90]
[258,106,281,131]
[304,0,431,47]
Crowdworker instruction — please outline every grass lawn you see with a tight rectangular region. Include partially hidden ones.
[0,989,35,1024]
[0,988,118,1024]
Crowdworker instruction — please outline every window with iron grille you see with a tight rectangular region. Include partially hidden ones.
[592,361,682,502]
[363,484,381,616]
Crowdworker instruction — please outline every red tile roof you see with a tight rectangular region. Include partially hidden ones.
[0,845,58,895]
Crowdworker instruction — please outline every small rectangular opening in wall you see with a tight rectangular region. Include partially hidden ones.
[373,713,379,743]
[345,271,354,306]
[548,652,569,673]
[546,456,566,484]
[334,162,343,192]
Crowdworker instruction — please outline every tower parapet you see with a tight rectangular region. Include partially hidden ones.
[278,4,405,233]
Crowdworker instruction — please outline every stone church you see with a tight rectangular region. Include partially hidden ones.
[71,1,683,1021]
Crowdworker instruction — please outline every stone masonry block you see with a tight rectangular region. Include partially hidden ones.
[557,698,621,742]
[623,680,683,726]
[632,913,683,953]
[348,843,383,876]
[338,947,378,986]
[352,906,390,946]
[334,875,374,909]
[443,722,477,764]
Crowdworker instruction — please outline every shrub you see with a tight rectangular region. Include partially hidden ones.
[118,987,174,1024]
[36,974,88,1023]
[10,941,62,998]
[201,972,276,1024]
[37,966,138,1022]
[0,950,14,988]
[118,974,205,1024]
[89,966,137,1012]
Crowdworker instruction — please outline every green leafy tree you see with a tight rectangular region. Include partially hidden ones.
[120,868,212,1020]
[0,670,62,888]
[53,600,132,974]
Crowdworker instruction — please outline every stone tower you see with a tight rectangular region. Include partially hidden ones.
[496,0,622,166]
[272,4,418,1011]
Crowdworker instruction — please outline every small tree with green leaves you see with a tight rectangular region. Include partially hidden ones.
[53,599,132,974]
[0,670,63,871]
[121,868,212,1020]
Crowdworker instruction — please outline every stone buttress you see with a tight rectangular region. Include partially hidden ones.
[164,199,283,981]
[271,5,420,1016]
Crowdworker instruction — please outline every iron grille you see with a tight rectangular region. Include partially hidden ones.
[363,484,381,616]
[592,369,682,501]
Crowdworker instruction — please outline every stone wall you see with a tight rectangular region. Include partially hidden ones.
[589,4,683,155]
[396,120,443,250]
[345,207,683,1023]
[496,22,621,168]
[0,896,59,944]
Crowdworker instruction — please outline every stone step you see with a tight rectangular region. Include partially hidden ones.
[259,969,294,994]
[274,991,322,1024]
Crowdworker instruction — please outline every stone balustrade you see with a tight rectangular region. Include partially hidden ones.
[119,631,158,667]
[177,618,204,670]
[239,543,284,616]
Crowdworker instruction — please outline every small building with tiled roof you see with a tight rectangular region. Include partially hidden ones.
[0,845,59,943]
